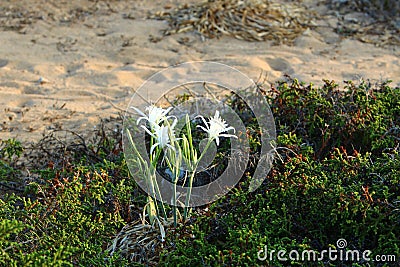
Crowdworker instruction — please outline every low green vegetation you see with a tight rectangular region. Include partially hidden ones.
[1,78,399,266]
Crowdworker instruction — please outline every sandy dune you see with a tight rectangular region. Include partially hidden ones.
[0,0,399,144]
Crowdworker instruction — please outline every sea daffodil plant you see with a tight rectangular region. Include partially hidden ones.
[126,105,237,227]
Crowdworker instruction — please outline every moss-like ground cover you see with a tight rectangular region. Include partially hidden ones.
[1,78,399,266]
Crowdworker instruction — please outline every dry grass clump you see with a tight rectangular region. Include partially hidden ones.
[330,0,400,46]
[22,117,123,170]
[150,0,315,44]
[350,0,400,19]
[107,219,174,265]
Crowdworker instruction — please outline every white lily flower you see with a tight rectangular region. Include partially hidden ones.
[197,110,237,146]
[132,105,173,130]
[142,122,177,154]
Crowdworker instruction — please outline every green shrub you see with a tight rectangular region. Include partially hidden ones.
[269,79,400,158]
[160,79,400,266]
[0,159,135,266]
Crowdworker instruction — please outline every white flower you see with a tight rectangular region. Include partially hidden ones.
[142,122,177,154]
[132,105,173,129]
[197,110,237,146]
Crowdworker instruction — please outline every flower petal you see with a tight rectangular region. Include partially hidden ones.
[141,125,156,138]
[215,137,220,146]
[150,143,159,154]
[131,106,146,117]
[197,125,208,133]
[196,115,209,129]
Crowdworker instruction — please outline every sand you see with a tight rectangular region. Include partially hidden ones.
[0,0,399,144]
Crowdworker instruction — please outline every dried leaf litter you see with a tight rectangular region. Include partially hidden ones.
[150,0,316,44]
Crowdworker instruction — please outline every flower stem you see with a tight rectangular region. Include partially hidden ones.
[183,139,213,220]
